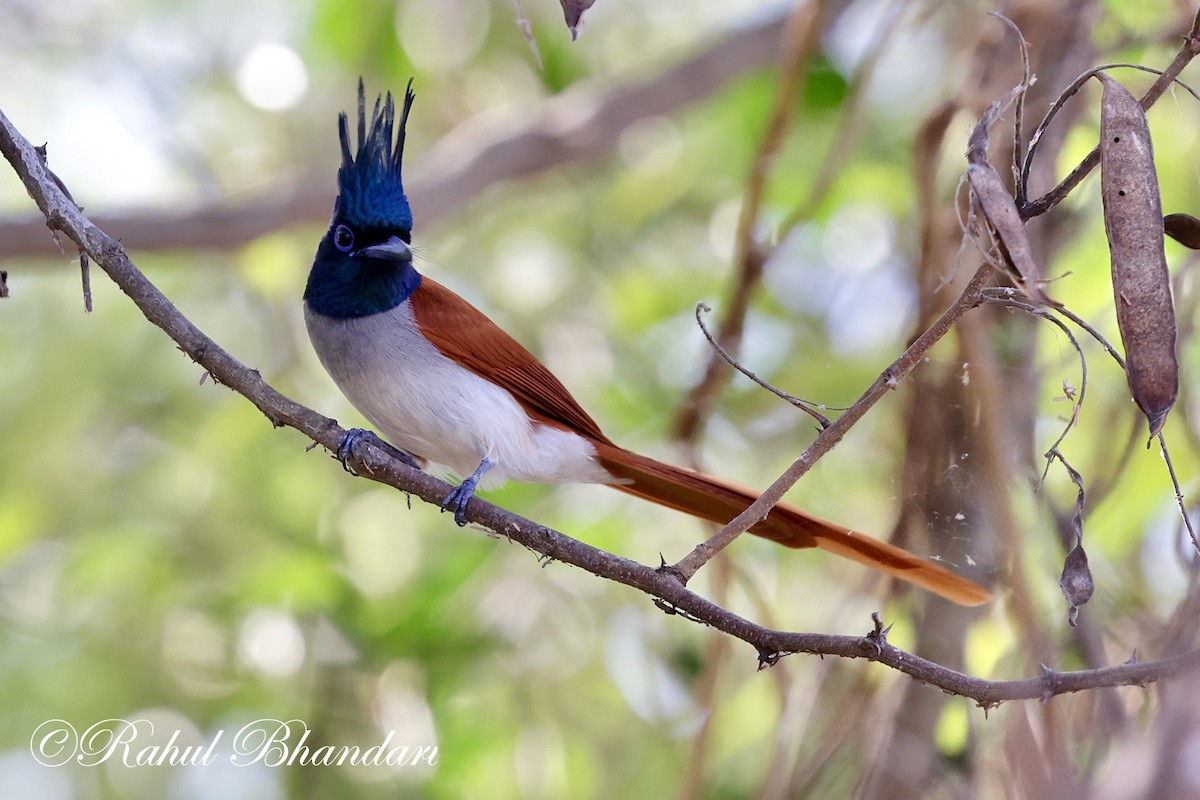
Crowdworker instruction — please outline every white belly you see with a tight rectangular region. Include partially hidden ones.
[304,302,612,488]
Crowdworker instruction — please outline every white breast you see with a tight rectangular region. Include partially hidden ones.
[304,301,612,489]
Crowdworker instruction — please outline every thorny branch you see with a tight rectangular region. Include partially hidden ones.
[670,262,995,580]
[7,10,1200,700]
[1020,6,1200,218]
[3,90,1200,706]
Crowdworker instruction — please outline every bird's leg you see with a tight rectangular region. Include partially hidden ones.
[336,428,419,474]
[442,457,494,526]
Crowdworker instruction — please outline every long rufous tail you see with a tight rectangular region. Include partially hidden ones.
[594,443,990,607]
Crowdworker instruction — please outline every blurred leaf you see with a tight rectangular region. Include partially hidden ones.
[801,61,850,110]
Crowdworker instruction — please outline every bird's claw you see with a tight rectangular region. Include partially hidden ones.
[440,458,493,527]
[336,428,418,474]
[336,428,374,474]
[441,479,478,526]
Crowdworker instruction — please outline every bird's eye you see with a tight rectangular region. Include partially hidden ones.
[333,224,355,252]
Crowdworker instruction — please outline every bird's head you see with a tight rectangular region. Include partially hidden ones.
[305,80,421,318]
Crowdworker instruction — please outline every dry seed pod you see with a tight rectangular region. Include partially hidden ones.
[1060,541,1093,628]
[559,0,596,38]
[1164,213,1200,249]
[1054,454,1092,628]
[967,87,1056,305]
[1098,73,1177,437]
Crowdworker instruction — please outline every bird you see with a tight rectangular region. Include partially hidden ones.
[302,81,991,608]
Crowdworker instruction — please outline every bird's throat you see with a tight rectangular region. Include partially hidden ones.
[304,257,422,319]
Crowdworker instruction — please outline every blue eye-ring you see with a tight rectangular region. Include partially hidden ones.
[333,224,355,252]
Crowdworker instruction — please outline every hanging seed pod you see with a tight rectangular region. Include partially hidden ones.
[1164,213,1200,249]
[1053,452,1093,627]
[967,87,1056,306]
[1060,541,1093,628]
[1098,73,1177,438]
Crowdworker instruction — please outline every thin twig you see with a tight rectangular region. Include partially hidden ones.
[1021,9,1200,218]
[0,12,792,260]
[1021,62,1200,207]
[512,0,544,71]
[11,74,1200,705]
[1160,432,1200,555]
[694,302,833,429]
[1039,303,1197,555]
[776,0,912,238]
[7,97,1200,705]
[673,0,827,443]
[978,290,1087,480]
[675,0,909,443]
[985,13,1033,204]
[671,263,996,581]
[1053,304,1127,367]
[986,292,1195,554]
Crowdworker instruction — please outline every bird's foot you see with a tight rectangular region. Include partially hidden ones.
[336,428,418,474]
[441,482,476,527]
[441,457,494,526]
[336,429,373,474]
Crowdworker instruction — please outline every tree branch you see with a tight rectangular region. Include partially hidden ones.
[3,100,1198,706]
[1019,7,1200,218]
[671,261,994,579]
[672,0,842,443]
[671,0,904,444]
[0,12,789,260]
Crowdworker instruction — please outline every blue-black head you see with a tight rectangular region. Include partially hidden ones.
[304,79,422,319]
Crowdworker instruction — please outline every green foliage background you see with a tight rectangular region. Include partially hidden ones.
[2,0,1200,797]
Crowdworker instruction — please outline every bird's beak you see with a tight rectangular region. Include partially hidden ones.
[358,236,412,263]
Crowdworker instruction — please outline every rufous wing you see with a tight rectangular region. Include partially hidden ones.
[409,278,989,606]
[409,278,612,443]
